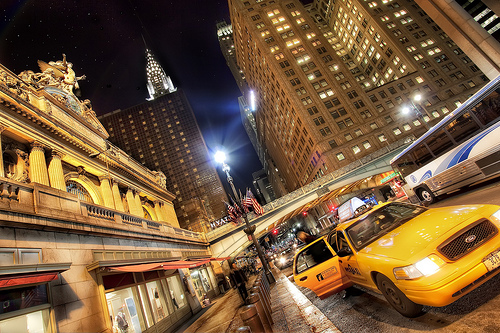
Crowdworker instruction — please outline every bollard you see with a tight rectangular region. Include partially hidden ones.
[240,304,266,333]
[247,293,273,332]
[236,326,252,333]
[251,286,273,325]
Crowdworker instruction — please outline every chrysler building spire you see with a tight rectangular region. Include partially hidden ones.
[145,49,176,100]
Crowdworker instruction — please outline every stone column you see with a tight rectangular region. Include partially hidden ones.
[99,176,115,209]
[112,180,125,212]
[29,142,50,186]
[0,125,6,178]
[134,190,143,218]
[125,188,137,215]
[154,200,165,222]
[48,150,66,191]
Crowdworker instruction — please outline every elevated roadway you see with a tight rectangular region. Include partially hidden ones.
[207,136,414,258]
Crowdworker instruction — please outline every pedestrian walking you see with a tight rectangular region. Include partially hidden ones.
[229,262,248,305]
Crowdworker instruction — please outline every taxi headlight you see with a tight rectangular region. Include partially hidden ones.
[280,257,286,264]
[490,209,500,223]
[393,254,445,280]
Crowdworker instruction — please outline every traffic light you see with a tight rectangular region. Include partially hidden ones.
[302,211,308,217]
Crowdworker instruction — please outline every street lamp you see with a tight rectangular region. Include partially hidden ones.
[402,94,430,130]
[214,150,275,284]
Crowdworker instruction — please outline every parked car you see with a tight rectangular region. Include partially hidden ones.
[293,201,500,317]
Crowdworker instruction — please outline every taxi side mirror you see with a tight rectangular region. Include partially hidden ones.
[337,247,352,257]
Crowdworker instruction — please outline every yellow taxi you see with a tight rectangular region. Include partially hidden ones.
[293,201,500,317]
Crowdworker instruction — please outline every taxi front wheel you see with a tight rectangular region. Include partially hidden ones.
[376,274,423,318]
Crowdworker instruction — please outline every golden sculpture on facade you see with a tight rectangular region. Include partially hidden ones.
[36,54,86,94]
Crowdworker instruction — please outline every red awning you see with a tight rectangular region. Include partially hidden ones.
[110,259,211,272]
[0,272,59,288]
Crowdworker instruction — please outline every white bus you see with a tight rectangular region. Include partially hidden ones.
[390,75,500,203]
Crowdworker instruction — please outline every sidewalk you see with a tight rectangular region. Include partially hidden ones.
[177,268,341,333]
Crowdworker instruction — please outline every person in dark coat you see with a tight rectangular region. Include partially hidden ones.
[230,262,248,304]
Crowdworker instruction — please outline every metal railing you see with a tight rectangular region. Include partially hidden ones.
[206,136,414,242]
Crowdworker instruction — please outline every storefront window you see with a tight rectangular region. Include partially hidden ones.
[106,287,146,333]
[190,271,205,298]
[0,284,51,333]
[145,281,169,323]
[138,285,153,328]
[199,269,212,293]
[190,268,213,299]
[0,308,51,333]
[165,276,186,309]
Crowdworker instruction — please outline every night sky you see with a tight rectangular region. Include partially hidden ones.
[0,0,262,191]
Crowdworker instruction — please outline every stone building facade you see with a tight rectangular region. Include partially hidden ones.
[0,59,220,333]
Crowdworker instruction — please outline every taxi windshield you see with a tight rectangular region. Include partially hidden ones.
[345,202,427,251]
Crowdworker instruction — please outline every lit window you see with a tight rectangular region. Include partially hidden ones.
[352,145,361,154]
[393,127,402,135]
[362,141,371,149]
[336,152,345,161]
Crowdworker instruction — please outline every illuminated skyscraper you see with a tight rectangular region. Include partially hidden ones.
[413,0,500,78]
[228,0,488,192]
[146,49,177,100]
[217,20,288,198]
[100,51,227,232]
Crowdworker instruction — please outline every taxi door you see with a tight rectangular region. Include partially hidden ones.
[293,237,352,299]
[334,230,368,285]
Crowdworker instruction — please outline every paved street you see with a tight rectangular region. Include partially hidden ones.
[180,179,500,333]
[280,178,500,333]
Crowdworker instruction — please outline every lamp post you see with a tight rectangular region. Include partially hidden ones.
[215,150,275,284]
[402,94,430,130]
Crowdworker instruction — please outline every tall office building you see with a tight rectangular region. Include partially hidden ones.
[217,20,289,197]
[228,0,487,192]
[413,0,500,79]
[99,50,227,232]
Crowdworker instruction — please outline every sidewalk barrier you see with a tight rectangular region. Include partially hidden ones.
[240,304,266,333]
[252,283,273,325]
[255,280,270,310]
[236,326,252,332]
[247,293,273,333]
[257,272,271,296]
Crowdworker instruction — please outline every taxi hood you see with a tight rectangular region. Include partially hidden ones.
[357,205,488,262]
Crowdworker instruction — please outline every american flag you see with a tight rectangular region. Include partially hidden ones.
[242,189,254,210]
[231,198,243,217]
[246,189,264,216]
[224,201,238,223]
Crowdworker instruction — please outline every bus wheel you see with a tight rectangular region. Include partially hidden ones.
[376,274,423,317]
[417,186,435,204]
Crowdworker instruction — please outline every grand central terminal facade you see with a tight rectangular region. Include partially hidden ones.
[0,59,223,333]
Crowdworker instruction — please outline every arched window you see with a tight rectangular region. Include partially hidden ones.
[66,180,93,203]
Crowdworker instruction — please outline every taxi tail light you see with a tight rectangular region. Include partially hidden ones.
[393,255,445,280]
